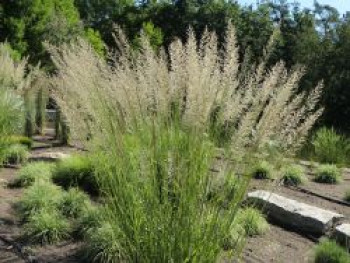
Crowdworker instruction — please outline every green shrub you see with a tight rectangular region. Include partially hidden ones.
[7,136,33,149]
[23,208,70,245]
[14,162,54,187]
[344,190,350,203]
[314,240,350,263]
[315,164,342,184]
[84,222,122,263]
[53,155,98,195]
[75,206,103,238]
[282,164,306,186]
[236,207,269,237]
[252,161,274,179]
[3,144,29,165]
[17,181,64,219]
[59,188,91,218]
[312,127,350,165]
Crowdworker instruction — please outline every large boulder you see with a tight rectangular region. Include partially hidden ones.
[247,190,344,235]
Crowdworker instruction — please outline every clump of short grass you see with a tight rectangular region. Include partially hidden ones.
[17,181,64,219]
[344,189,350,203]
[282,164,306,186]
[7,136,32,149]
[23,208,70,245]
[314,239,350,263]
[236,207,269,237]
[53,155,98,195]
[3,144,29,165]
[75,205,103,238]
[13,162,54,187]
[84,222,122,263]
[315,164,342,184]
[59,188,91,218]
[252,161,274,179]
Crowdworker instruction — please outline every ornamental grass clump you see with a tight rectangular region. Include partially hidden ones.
[252,160,274,179]
[282,164,306,186]
[314,240,350,263]
[59,187,91,218]
[14,161,54,187]
[315,164,341,184]
[50,25,324,262]
[23,208,70,245]
[3,144,29,165]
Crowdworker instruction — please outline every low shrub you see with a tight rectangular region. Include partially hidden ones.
[344,190,350,203]
[23,208,70,245]
[3,144,29,165]
[75,206,103,238]
[282,164,306,186]
[252,161,274,179]
[315,164,342,184]
[314,239,350,263]
[59,188,91,218]
[53,155,98,195]
[312,127,350,165]
[84,222,122,263]
[17,181,64,219]
[7,136,33,149]
[13,162,54,187]
[236,207,269,237]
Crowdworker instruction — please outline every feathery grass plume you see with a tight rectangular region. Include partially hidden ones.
[50,25,324,262]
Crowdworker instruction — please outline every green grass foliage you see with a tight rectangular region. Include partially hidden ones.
[312,127,350,165]
[314,240,350,263]
[53,155,98,195]
[23,208,70,245]
[59,188,91,218]
[14,161,54,187]
[3,144,29,165]
[315,164,342,184]
[282,164,306,186]
[252,161,274,179]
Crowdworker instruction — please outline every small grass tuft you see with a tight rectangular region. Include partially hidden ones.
[344,189,350,203]
[17,181,64,219]
[3,144,29,165]
[7,136,33,149]
[236,207,269,237]
[252,161,274,179]
[282,164,306,186]
[53,155,98,195]
[314,239,350,263]
[84,222,122,263]
[315,164,342,184]
[59,188,91,218]
[13,162,54,187]
[23,208,70,245]
[75,206,103,238]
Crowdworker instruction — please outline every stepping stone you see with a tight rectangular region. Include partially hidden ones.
[247,190,344,235]
[29,152,70,162]
[334,223,350,249]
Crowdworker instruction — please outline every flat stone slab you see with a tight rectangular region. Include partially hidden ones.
[247,190,344,235]
[29,152,70,162]
[334,224,350,249]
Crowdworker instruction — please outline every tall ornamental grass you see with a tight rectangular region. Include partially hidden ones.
[50,26,324,262]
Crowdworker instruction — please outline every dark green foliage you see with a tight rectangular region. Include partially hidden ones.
[252,161,274,179]
[314,240,350,263]
[315,164,342,184]
[52,155,98,195]
[282,165,306,186]
[75,206,103,238]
